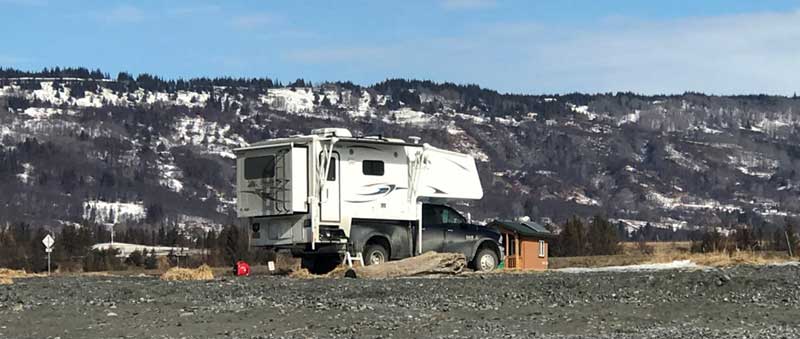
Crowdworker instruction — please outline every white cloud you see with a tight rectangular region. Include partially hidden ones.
[285,9,800,95]
[231,13,276,29]
[440,0,496,10]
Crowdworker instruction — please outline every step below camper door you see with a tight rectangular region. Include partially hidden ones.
[320,152,341,222]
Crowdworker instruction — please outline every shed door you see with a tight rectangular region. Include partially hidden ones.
[320,153,340,222]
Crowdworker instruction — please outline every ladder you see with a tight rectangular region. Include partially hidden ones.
[271,149,290,213]
[344,252,364,268]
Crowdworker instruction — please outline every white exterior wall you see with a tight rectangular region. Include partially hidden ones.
[338,142,416,222]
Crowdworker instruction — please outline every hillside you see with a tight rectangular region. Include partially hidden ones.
[2,67,800,239]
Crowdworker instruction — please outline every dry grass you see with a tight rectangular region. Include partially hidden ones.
[160,264,214,281]
[0,268,29,278]
[0,277,12,285]
[550,242,794,269]
[288,268,319,279]
[646,250,788,267]
[81,271,115,277]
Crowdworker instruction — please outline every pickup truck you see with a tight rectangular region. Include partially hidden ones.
[356,203,503,272]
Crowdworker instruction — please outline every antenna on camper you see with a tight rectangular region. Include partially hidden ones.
[409,136,421,144]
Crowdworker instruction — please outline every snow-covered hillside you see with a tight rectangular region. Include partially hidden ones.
[2,73,800,235]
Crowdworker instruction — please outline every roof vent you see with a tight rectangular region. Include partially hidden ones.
[310,128,352,137]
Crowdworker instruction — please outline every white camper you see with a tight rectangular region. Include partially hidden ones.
[234,128,498,270]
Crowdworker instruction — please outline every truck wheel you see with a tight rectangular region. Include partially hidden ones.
[473,248,498,272]
[363,244,388,266]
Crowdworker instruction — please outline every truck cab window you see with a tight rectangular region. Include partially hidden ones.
[422,204,466,226]
[244,156,275,180]
[442,206,466,224]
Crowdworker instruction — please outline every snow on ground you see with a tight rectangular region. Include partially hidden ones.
[355,91,372,116]
[689,124,723,135]
[613,218,689,233]
[16,163,33,184]
[385,107,433,126]
[74,87,127,107]
[173,115,247,159]
[21,107,74,119]
[617,110,640,125]
[261,88,315,113]
[556,260,702,273]
[494,116,521,127]
[91,242,192,257]
[176,215,222,233]
[83,200,146,225]
[566,190,600,206]
[158,163,184,193]
[447,124,490,162]
[568,103,597,120]
[454,113,488,125]
[647,191,740,212]
[29,81,70,105]
[665,144,708,172]
[175,91,210,108]
[727,152,778,179]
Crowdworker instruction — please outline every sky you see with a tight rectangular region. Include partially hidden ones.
[1,0,799,95]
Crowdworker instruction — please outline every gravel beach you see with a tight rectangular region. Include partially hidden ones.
[2,264,799,338]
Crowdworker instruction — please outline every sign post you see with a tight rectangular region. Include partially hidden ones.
[42,234,55,275]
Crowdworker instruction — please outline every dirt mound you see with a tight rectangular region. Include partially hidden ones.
[160,265,214,281]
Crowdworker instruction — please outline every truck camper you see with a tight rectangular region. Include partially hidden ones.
[234,128,502,271]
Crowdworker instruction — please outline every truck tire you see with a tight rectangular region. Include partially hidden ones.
[363,243,389,266]
[473,248,498,272]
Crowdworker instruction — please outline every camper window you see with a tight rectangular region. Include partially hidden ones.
[362,160,384,176]
[244,156,275,179]
[327,159,336,181]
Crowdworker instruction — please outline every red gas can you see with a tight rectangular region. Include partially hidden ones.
[235,261,251,276]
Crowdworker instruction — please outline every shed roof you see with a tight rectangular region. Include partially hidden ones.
[488,220,555,239]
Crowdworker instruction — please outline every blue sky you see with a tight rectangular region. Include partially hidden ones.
[1,0,798,95]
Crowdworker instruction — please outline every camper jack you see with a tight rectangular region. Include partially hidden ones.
[234,128,502,272]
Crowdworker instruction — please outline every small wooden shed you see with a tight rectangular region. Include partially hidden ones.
[488,220,554,271]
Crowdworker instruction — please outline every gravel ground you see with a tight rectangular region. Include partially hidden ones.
[1,264,800,339]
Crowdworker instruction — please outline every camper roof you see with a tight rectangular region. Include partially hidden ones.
[233,129,423,154]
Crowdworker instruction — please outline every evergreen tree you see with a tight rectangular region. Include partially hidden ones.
[556,217,586,256]
[586,215,621,255]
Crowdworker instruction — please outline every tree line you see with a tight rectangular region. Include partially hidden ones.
[0,222,267,273]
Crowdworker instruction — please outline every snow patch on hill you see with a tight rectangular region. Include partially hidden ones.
[176,214,222,233]
[386,108,432,126]
[173,115,246,159]
[83,200,146,225]
[647,192,740,212]
[568,103,597,120]
[158,163,184,193]
[618,111,640,125]
[665,144,708,172]
[16,163,34,184]
[261,88,315,113]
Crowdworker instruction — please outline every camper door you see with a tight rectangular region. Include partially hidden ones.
[236,146,308,218]
[320,152,340,222]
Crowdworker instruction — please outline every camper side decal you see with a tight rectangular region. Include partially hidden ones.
[345,183,408,203]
